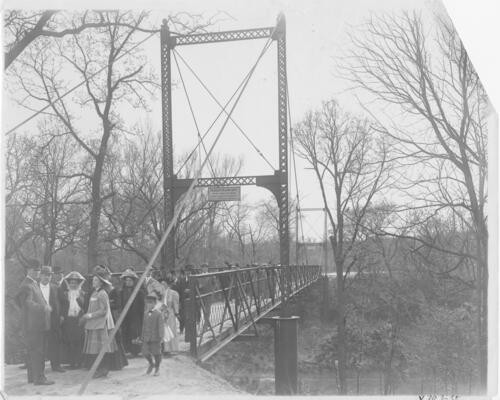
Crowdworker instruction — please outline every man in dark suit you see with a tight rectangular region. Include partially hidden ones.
[174,268,189,334]
[39,266,65,373]
[16,261,54,385]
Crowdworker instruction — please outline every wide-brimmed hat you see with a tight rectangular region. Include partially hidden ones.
[64,271,85,283]
[94,270,112,287]
[93,264,112,279]
[120,270,139,280]
[40,266,53,276]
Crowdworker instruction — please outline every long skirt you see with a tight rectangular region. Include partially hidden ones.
[163,314,179,352]
[61,316,84,367]
[122,317,142,356]
[82,329,127,371]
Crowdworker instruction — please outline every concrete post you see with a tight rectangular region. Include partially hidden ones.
[272,315,300,395]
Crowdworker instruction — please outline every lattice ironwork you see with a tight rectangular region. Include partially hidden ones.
[174,27,274,46]
[276,14,290,270]
[160,21,176,273]
[185,264,321,361]
[176,175,257,188]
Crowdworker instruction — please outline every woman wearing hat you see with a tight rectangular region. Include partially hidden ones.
[60,271,86,369]
[81,269,123,378]
[160,277,180,355]
[119,270,145,357]
[91,265,128,370]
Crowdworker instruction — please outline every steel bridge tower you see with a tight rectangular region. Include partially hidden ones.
[160,14,289,272]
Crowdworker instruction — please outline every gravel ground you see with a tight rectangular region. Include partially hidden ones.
[2,355,243,398]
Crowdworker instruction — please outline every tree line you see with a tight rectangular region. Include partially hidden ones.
[294,10,488,394]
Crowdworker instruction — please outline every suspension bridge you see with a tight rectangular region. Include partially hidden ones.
[84,13,323,394]
[5,11,325,396]
[153,12,323,366]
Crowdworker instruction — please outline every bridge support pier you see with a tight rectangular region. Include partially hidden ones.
[272,315,299,395]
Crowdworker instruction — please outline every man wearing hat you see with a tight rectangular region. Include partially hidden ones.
[16,260,54,385]
[39,266,65,373]
[51,266,64,287]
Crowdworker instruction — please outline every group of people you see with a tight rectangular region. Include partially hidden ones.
[16,260,189,385]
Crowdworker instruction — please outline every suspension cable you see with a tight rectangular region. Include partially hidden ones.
[6,31,157,136]
[173,48,276,171]
[77,27,275,396]
[172,50,217,177]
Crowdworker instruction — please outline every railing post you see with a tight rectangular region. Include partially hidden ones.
[257,268,261,311]
[234,273,240,330]
[267,268,275,304]
[188,277,198,358]
[184,288,191,343]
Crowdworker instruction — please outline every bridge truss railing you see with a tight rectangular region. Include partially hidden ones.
[185,264,321,362]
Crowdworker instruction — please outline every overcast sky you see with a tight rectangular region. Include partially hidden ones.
[2,0,453,240]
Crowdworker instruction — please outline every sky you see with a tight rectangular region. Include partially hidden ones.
[0,0,487,241]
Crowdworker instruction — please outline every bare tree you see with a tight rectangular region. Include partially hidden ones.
[222,201,250,262]
[341,10,489,387]
[3,10,224,69]
[29,133,88,264]
[5,126,87,264]
[8,11,157,271]
[247,208,274,264]
[101,127,246,270]
[5,134,38,261]
[295,100,390,393]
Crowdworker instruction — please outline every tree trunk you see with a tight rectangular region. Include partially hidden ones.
[87,157,105,272]
[335,252,347,394]
[87,195,101,272]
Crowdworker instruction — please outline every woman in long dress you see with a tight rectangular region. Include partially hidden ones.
[94,265,128,369]
[160,278,180,355]
[60,271,86,369]
[119,270,144,357]
[81,270,124,378]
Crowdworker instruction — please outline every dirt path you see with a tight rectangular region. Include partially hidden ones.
[2,355,242,398]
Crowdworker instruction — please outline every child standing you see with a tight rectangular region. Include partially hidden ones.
[141,293,164,376]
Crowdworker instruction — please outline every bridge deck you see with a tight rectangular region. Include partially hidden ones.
[185,265,321,361]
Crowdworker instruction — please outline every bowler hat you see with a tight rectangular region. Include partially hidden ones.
[53,266,63,274]
[40,266,53,275]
